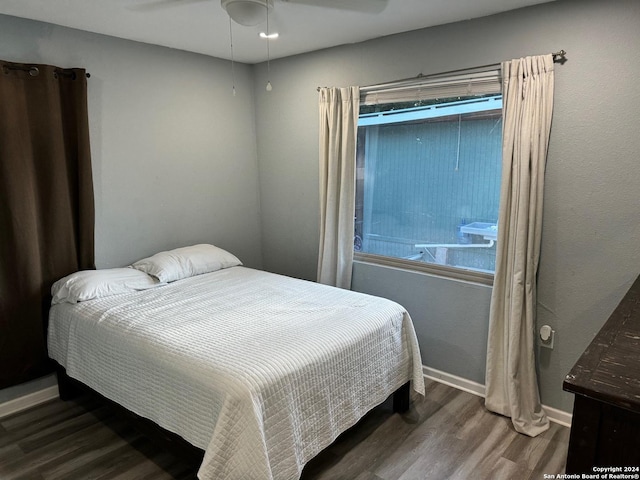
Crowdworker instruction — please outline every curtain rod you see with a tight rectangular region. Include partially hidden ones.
[317,50,566,92]
[2,64,91,78]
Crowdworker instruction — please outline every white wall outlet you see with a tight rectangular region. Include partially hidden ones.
[539,325,555,349]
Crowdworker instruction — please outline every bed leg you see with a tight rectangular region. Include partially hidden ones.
[392,382,411,413]
[55,364,82,401]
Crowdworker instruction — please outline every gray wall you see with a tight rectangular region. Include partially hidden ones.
[253,0,640,412]
[0,15,263,403]
[0,14,263,270]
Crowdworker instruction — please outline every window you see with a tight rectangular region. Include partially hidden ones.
[354,71,502,278]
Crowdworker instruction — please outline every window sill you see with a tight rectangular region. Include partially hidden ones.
[353,252,494,287]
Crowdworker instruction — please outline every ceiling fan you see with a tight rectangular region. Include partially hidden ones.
[131,0,389,24]
[224,0,389,25]
[129,0,388,92]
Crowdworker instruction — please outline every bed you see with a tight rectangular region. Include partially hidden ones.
[47,244,425,480]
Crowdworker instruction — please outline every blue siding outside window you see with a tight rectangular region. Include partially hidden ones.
[355,98,502,273]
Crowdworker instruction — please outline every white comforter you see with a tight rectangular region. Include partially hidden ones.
[48,266,424,480]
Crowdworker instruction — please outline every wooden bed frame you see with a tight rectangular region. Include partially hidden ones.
[55,363,411,465]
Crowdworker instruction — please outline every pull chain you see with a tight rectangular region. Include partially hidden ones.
[265,2,272,92]
[229,17,236,96]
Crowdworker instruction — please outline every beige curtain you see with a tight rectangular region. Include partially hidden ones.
[484,55,554,437]
[317,87,359,288]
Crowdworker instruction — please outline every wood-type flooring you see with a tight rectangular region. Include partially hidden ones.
[0,379,570,480]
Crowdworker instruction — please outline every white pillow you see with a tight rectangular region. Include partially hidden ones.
[51,267,162,305]
[131,244,242,283]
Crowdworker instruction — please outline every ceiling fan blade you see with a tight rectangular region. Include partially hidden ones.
[280,0,388,14]
[127,0,210,12]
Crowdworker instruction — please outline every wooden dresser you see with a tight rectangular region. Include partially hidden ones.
[563,274,640,474]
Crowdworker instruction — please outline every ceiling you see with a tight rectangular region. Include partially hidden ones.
[0,0,553,64]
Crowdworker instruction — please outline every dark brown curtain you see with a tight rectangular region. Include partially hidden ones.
[0,60,94,389]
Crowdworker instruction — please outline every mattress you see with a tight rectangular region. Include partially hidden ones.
[48,266,424,480]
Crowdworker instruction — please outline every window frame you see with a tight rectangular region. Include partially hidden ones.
[354,69,502,284]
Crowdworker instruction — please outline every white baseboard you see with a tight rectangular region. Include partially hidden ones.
[541,404,572,428]
[423,365,486,397]
[422,365,572,428]
[0,385,59,419]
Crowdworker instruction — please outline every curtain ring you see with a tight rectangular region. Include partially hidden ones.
[29,67,40,77]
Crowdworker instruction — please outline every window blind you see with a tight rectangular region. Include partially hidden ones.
[360,69,502,105]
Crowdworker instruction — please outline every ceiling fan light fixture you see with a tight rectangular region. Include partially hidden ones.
[221,0,274,27]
